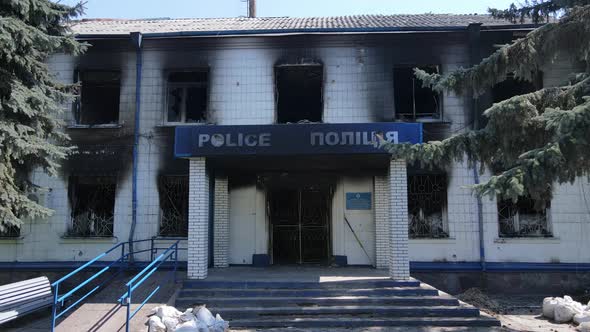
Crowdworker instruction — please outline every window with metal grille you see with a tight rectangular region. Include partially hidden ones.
[157,175,189,237]
[166,71,208,124]
[74,70,121,125]
[407,174,449,238]
[498,196,552,238]
[394,65,441,120]
[67,176,116,237]
[0,225,20,238]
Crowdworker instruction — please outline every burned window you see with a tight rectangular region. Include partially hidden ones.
[0,225,20,238]
[498,196,551,238]
[492,72,542,103]
[407,173,448,238]
[394,65,441,120]
[157,175,189,237]
[75,71,121,125]
[67,176,116,237]
[275,64,323,123]
[166,71,208,123]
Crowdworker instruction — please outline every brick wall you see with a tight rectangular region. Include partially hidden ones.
[213,176,229,268]
[187,158,209,279]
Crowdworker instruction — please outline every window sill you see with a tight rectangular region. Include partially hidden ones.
[410,238,456,244]
[67,124,122,129]
[0,237,25,244]
[494,237,560,244]
[59,236,118,244]
[156,123,208,128]
[153,236,188,241]
[395,118,451,124]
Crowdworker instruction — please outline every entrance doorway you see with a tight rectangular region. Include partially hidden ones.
[269,184,331,264]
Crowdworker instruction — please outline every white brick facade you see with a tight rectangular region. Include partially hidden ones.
[188,158,209,279]
[213,176,229,268]
[374,175,390,269]
[388,159,410,280]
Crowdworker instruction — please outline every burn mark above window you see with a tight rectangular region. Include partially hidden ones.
[498,196,552,238]
[407,173,448,238]
[75,71,121,125]
[166,71,208,124]
[394,65,441,120]
[67,176,116,237]
[275,64,323,123]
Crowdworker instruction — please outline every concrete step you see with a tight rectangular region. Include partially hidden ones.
[182,279,421,289]
[228,316,502,328]
[175,295,459,308]
[213,305,481,319]
[178,287,439,298]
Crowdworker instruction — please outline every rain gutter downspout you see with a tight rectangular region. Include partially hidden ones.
[129,32,143,262]
[468,23,486,271]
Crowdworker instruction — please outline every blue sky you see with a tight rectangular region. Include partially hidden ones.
[58,0,517,19]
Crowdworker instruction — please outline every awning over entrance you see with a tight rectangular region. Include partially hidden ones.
[174,122,422,158]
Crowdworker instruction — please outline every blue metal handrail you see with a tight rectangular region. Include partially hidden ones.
[120,241,179,332]
[50,238,154,332]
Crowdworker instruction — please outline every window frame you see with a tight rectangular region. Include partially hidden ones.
[73,69,122,126]
[393,64,443,121]
[157,174,189,238]
[407,172,449,239]
[163,69,210,125]
[497,197,553,238]
[274,63,324,124]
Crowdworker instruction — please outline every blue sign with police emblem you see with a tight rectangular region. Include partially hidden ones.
[346,192,372,210]
[175,122,422,157]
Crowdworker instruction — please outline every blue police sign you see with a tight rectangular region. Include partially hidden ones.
[175,122,422,157]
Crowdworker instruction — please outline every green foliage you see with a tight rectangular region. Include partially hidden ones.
[0,0,85,231]
[383,3,590,205]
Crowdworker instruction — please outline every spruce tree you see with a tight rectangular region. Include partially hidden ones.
[0,0,85,231]
[382,1,590,206]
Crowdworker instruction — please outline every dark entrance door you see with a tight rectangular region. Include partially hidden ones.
[270,186,330,264]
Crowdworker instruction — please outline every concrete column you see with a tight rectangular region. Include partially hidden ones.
[374,175,390,269]
[388,159,410,280]
[213,176,229,268]
[188,158,209,279]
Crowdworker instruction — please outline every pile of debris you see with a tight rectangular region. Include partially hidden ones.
[542,296,590,331]
[148,305,229,332]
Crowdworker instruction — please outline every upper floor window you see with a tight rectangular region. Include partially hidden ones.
[394,65,441,120]
[492,72,542,103]
[498,196,552,238]
[157,175,189,237]
[74,70,121,125]
[275,64,323,123]
[67,175,116,237]
[407,173,449,238]
[166,71,208,124]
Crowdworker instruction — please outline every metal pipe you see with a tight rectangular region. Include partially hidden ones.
[129,32,143,262]
[248,0,256,18]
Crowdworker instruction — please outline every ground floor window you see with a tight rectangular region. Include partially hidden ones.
[157,175,189,237]
[0,225,20,238]
[498,196,551,237]
[407,173,448,238]
[67,176,116,237]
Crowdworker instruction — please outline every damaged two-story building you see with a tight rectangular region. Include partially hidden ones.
[1,13,589,281]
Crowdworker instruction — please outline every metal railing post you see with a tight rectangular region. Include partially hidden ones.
[150,237,155,262]
[51,283,59,332]
[173,242,178,283]
[125,283,132,332]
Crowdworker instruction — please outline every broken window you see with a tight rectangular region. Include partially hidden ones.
[394,65,441,120]
[492,72,542,103]
[0,225,20,238]
[67,176,116,237]
[75,71,121,125]
[275,64,323,123]
[498,196,551,237]
[157,175,189,237]
[166,71,208,123]
[407,173,448,238]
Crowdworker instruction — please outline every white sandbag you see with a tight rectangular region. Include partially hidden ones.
[579,322,590,332]
[175,320,199,332]
[156,305,182,319]
[555,303,577,323]
[195,306,216,326]
[148,316,167,332]
[180,311,197,323]
[209,313,229,332]
[543,297,560,319]
[197,320,210,332]
[162,316,180,332]
[575,313,590,325]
